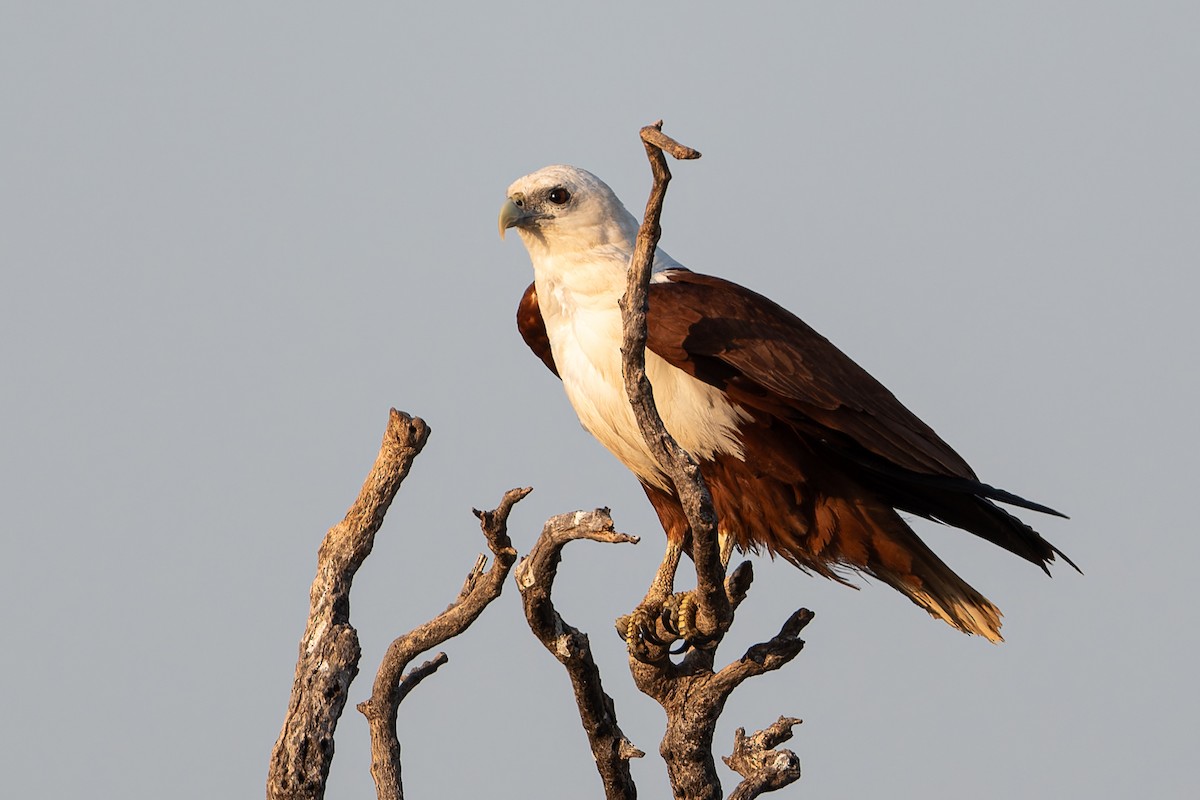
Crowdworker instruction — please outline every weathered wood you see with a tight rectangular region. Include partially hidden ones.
[725,717,805,800]
[618,122,729,641]
[618,123,812,800]
[516,509,644,800]
[267,410,430,800]
[356,487,527,800]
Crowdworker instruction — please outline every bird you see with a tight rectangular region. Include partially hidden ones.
[499,164,1074,642]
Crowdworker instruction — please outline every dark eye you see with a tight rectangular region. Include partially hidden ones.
[547,187,571,205]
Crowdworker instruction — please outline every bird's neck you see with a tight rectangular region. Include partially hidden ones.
[532,240,627,293]
[522,238,682,323]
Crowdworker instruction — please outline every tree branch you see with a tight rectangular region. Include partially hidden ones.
[394,652,449,707]
[356,486,528,800]
[516,510,644,800]
[619,121,729,640]
[616,122,811,799]
[713,609,814,696]
[724,718,804,800]
[267,409,430,800]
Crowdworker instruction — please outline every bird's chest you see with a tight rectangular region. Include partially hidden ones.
[536,278,748,490]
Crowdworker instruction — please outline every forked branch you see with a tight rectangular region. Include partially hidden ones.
[267,409,430,800]
[357,487,529,800]
[724,717,805,800]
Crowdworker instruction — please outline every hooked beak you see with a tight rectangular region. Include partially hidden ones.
[498,198,523,239]
[498,197,541,239]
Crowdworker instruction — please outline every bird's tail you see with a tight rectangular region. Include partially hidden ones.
[813,496,1005,642]
[883,559,1004,643]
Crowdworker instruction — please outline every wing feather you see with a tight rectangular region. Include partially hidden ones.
[517,281,558,376]
[646,270,977,480]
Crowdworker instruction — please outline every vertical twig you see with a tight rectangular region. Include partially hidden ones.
[617,123,811,800]
[619,121,729,636]
[267,410,430,800]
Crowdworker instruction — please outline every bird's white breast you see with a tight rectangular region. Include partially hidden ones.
[534,261,749,492]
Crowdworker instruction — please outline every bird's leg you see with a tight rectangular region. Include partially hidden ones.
[644,536,684,608]
[621,538,684,661]
[660,526,736,651]
[623,530,736,658]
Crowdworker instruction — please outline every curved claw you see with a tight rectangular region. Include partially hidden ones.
[625,590,724,660]
[684,632,719,651]
[659,591,724,654]
[661,607,681,637]
[637,625,670,649]
[625,605,671,661]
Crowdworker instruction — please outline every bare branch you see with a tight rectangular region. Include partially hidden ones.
[267,409,430,800]
[357,487,528,800]
[621,120,729,639]
[724,718,804,800]
[614,123,812,799]
[394,652,449,706]
[713,608,815,696]
[639,120,703,160]
[625,604,810,800]
[725,560,755,611]
[517,510,643,800]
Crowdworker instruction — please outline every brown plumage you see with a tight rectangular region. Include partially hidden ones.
[516,272,1075,642]
[501,163,1074,642]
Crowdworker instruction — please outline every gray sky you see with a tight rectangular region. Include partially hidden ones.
[3,3,1197,798]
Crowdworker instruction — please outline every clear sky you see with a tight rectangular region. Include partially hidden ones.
[3,3,1197,798]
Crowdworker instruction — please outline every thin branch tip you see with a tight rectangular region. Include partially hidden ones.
[724,717,804,799]
[358,481,522,800]
[639,122,702,160]
[619,740,647,760]
[783,608,815,637]
[400,652,449,690]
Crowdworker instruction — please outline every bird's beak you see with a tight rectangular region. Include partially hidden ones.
[498,197,527,240]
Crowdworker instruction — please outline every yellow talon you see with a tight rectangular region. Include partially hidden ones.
[663,592,700,641]
[676,593,698,641]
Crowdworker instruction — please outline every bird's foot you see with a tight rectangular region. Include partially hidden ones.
[618,591,717,662]
[622,603,668,662]
[661,592,697,643]
[662,590,719,652]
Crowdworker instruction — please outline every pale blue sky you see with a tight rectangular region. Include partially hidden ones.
[2,3,1197,798]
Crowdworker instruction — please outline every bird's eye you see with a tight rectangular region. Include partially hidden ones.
[548,187,571,205]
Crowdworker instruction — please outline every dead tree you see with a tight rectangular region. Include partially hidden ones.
[267,123,811,800]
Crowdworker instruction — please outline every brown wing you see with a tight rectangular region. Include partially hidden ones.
[516,281,558,376]
[518,271,1068,572]
[646,270,978,480]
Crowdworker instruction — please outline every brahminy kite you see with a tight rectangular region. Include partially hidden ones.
[499,164,1074,642]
